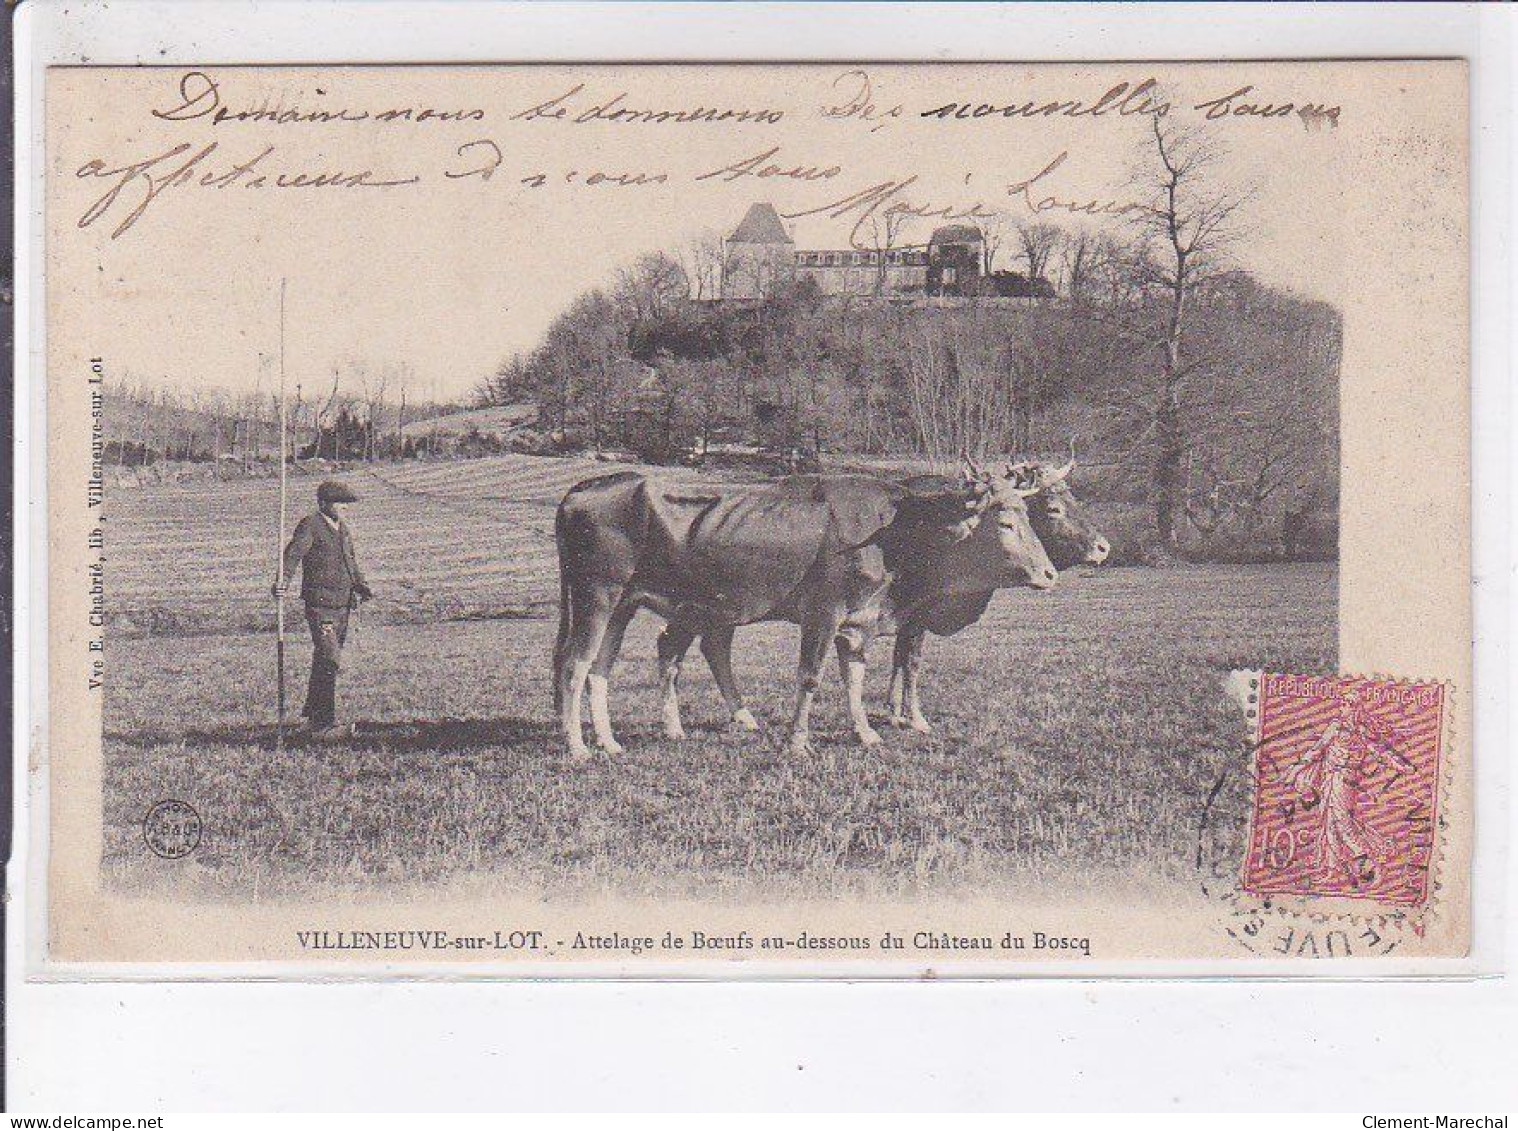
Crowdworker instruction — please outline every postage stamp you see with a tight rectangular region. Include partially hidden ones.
[1240,673,1448,908]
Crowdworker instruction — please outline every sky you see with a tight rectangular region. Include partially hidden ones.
[47,61,1377,403]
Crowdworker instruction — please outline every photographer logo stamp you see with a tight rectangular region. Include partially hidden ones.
[1242,674,1446,907]
[143,799,202,860]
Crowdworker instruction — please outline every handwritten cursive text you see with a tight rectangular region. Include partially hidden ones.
[76,142,420,238]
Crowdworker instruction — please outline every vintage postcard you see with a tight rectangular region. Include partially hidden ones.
[35,60,1471,972]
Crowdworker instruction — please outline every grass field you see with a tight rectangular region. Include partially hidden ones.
[106,453,734,635]
[102,463,1337,900]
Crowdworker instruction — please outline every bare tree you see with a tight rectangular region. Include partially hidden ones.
[614,252,690,322]
[205,387,228,472]
[317,369,341,425]
[1091,233,1152,307]
[973,214,1012,276]
[1058,227,1099,302]
[679,232,726,301]
[1013,222,1063,282]
[315,369,342,460]
[360,366,389,461]
[1127,114,1253,549]
[394,368,409,452]
[901,311,1017,462]
[864,210,910,297]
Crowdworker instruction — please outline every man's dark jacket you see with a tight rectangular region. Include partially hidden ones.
[281,512,368,609]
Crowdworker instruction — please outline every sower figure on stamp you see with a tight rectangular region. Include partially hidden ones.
[1289,687,1417,885]
[271,480,373,741]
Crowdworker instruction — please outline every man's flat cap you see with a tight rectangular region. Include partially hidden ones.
[317,480,359,504]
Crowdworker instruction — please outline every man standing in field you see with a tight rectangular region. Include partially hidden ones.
[272,480,373,741]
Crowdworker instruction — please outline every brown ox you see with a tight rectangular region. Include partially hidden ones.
[553,468,1056,760]
[884,459,1111,731]
[649,458,1111,736]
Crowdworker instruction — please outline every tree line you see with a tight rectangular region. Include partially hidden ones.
[102,362,458,469]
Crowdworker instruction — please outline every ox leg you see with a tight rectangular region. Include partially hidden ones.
[788,614,842,756]
[701,625,759,731]
[890,627,932,733]
[656,622,698,740]
[836,632,882,748]
[587,599,638,756]
[559,585,619,762]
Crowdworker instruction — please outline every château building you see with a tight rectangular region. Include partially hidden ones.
[719,202,1053,302]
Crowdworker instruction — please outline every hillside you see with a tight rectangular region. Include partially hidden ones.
[484,273,1341,560]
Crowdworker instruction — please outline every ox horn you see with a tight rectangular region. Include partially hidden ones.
[1044,438,1077,484]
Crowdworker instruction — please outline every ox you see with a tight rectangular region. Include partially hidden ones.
[883,459,1110,732]
[553,468,1056,760]
[653,458,1111,736]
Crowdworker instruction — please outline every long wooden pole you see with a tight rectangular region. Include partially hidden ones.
[276,279,289,751]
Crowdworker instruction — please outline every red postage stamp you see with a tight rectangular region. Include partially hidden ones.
[1241,673,1448,908]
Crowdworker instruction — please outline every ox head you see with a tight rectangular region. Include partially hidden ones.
[1006,456,1111,569]
[946,459,1059,591]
